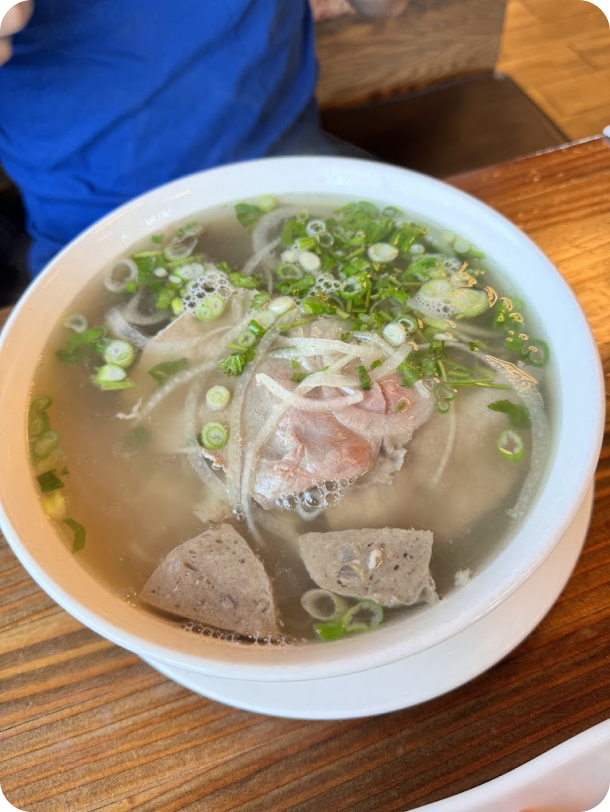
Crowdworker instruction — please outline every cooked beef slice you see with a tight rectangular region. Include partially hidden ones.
[253,408,375,508]
[140,524,279,634]
[298,527,436,608]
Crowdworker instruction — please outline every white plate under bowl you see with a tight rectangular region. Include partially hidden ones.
[143,485,594,720]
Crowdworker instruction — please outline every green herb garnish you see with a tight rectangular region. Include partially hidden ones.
[488,400,531,429]
[148,358,188,385]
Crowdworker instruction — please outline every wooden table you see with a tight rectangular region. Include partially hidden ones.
[2,137,609,812]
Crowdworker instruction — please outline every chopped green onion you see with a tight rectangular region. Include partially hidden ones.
[32,431,59,462]
[228,272,259,290]
[64,518,86,552]
[342,600,383,633]
[171,297,184,316]
[487,400,531,429]
[199,421,228,450]
[382,322,406,347]
[251,292,271,310]
[524,339,549,367]
[62,314,88,333]
[148,358,188,385]
[247,320,267,338]
[234,330,257,349]
[36,469,64,493]
[268,296,295,316]
[357,365,372,392]
[151,234,163,244]
[275,262,302,282]
[497,429,525,462]
[434,383,456,414]
[306,219,326,236]
[206,385,231,412]
[103,340,136,368]
[367,243,398,264]
[91,364,135,391]
[28,410,50,438]
[31,396,52,412]
[195,294,226,322]
[370,359,382,370]
[314,620,346,641]
[257,195,277,213]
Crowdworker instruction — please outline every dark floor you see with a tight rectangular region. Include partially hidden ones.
[0,73,567,308]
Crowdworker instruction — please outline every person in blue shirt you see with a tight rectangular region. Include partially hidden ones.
[0,0,407,278]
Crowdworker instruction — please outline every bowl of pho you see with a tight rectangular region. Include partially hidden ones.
[0,156,604,684]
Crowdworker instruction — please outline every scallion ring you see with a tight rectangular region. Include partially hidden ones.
[199,421,228,450]
[305,219,326,236]
[205,385,231,412]
[195,294,226,322]
[32,430,59,461]
[497,429,525,462]
[103,340,136,368]
[275,262,302,282]
[342,599,384,633]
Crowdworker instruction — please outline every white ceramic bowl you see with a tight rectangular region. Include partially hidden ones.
[0,156,605,683]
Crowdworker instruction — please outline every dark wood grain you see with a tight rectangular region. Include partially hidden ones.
[316,0,507,108]
[2,139,610,812]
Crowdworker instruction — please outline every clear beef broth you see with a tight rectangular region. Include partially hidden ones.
[28,195,552,644]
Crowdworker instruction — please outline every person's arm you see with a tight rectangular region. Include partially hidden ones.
[347,0,409,17]
[0,1,33,66]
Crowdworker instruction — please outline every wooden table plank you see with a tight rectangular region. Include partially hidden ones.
[1,139,610,812]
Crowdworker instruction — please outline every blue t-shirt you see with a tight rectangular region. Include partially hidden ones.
[0,1,319,275]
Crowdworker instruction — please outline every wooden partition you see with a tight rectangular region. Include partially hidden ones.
[312,0,508,109]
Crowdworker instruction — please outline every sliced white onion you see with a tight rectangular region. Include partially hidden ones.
[104,258,138,293]
[105,308,149,350]
[268,296,295,316]
[371,342,414,381]
[272,337,379,362]
[256,373,364,411]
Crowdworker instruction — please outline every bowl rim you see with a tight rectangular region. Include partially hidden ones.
[0,155,605,682]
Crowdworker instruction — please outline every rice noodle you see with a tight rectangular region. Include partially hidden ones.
[256,373,364,411]
[105,308,149,350]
